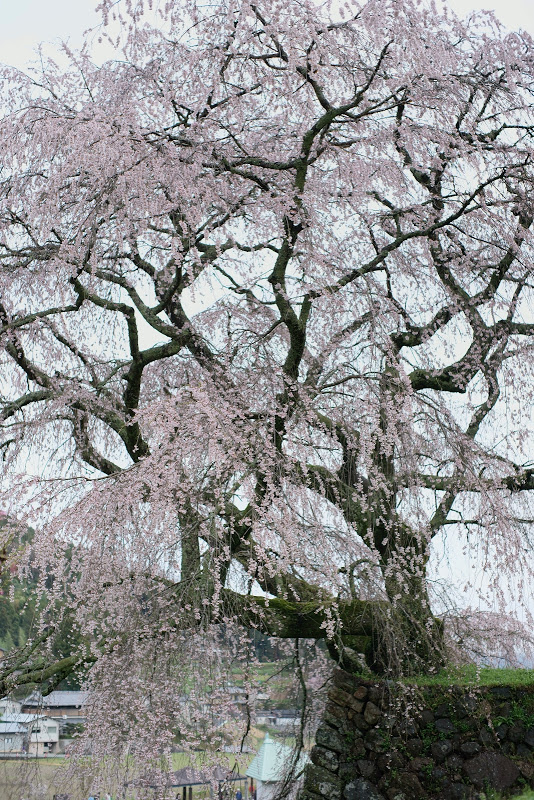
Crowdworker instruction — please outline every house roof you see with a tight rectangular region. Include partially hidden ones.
[1,713,47,725]
[246,733,303,782]
[0,699,22,714]
[0,722,25,734]
[23,690,88,708]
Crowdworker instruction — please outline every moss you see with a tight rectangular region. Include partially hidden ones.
[342,634,372,654]
[238,594,377,640]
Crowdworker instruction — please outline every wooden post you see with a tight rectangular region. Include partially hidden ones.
[189,787,193,800]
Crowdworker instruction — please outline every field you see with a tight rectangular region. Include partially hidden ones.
[0,758,86,800]
[0,751,254,800]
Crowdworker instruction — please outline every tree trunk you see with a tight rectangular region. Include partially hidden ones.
[366,559,445,676]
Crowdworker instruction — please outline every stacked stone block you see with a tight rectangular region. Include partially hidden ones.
[298,670,534,800]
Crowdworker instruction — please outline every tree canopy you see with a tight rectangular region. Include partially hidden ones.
[0,0,534,775]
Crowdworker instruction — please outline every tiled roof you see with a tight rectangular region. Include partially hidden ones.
[24,690,88,708]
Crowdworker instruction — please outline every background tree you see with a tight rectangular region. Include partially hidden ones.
[0,0,534,766]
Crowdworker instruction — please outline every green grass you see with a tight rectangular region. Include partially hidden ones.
[407,665,534,687]
[171,750,254,771]
[486,793,534,800]
[231,660,290,686]
[255,661,287,681]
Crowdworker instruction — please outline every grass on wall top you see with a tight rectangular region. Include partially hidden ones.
[407,665,534,688]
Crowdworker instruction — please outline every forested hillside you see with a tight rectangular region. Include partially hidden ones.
[0,515,37,654]
[0,516,82,689]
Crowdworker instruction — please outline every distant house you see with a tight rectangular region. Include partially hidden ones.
[226,684,268,702]
[0,719,25,754]
[0,697,22,717]
[255,709,299,728]
[227,684,248,705]
[22,691,88,734]
[0,713,59,755]
[246,733,308,800]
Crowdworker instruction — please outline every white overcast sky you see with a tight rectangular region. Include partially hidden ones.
[0,0,533,70]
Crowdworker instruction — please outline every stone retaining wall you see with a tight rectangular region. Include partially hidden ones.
[298,669,534,800]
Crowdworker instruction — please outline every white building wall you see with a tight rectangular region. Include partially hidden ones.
[0,733,24,753]
[0,699,22,717]
[0,715,60,755]
[28,718,59,754]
